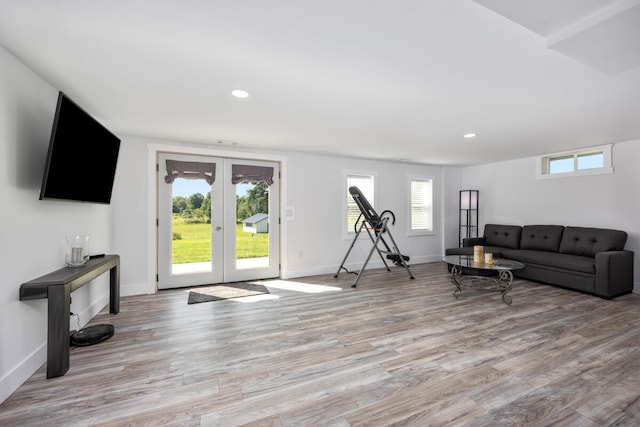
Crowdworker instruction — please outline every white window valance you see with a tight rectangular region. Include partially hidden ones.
[231,165,274,185]
[164,160,216,185]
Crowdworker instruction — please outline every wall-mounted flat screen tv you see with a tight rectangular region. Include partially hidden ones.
[39,92,120,204]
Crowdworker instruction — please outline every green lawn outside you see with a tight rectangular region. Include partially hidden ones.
[172,217,268,264]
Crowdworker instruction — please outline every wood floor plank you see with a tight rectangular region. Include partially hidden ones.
[1,261,639,426]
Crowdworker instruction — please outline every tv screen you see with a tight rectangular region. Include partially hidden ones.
[39,92,120,204]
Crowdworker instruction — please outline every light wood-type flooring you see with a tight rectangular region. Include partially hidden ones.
[2,262,640,426]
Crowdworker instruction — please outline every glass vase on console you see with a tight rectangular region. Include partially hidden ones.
[66,235,90,267]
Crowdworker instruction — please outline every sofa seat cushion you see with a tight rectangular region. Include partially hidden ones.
[520,225,564,252]
[502,249,595,274]
[559,227,627,258]
[484,224,522,249]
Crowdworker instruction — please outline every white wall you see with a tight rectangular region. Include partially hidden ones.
[453,139,640,292]
[0,47,114,403]
[110,137,149,295]
[110,138,446,296]
[285,152,445,277]
[442,166,463,251]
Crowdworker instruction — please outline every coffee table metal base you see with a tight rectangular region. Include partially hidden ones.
[450,265,513,305]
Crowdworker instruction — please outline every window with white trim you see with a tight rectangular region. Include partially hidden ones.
[408,177,433,235]
[345,172,375,235]
[537,144,613,179]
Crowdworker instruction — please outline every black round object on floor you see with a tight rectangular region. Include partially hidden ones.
[71,324,114,346]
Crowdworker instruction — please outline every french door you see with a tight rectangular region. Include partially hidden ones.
[157,152,280,289]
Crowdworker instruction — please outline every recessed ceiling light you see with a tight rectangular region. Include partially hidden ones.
[463,133,477,139]
[232,89,249,98]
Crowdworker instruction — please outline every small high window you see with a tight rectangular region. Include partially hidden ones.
[537,144,612,179]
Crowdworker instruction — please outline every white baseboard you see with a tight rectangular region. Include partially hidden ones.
[121,281,155,297]
[75,293,110,329]
[284,256,442,280]
[0,292,112,405]
[0,343,46,404]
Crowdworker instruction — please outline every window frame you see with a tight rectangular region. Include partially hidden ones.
[343,170,377,239]
[536,144,613,180]
[407,175,435,236]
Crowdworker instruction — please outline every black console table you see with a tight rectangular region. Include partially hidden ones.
[20,255,120,378]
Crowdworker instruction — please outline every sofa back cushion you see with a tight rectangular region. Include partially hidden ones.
[484,224,522,249]
[559,226,628,257]
[520,225,565,252]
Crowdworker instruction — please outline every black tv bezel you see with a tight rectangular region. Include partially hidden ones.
[39,92,120,204]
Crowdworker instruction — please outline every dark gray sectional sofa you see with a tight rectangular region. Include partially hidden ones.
[446,224,634,299]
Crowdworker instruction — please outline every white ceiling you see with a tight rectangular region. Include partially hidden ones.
[0,0,639,165]
[474,0,640,75]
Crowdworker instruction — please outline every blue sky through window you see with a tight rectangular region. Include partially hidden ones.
[578,153,604,170]
[549,157,573,174]
[549,153,604,174]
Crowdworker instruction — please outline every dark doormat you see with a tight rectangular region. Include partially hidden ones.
[187,282,270,304]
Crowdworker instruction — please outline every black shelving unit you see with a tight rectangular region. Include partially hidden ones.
[459,190,479,247]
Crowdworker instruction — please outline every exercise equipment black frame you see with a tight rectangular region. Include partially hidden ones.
[334,186,415,287]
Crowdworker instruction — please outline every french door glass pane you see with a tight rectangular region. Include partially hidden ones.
[170,178,212,274]
[236,181,269,270]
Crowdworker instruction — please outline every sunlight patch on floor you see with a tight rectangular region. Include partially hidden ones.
[261,279,342,294]
[234,294,281,303]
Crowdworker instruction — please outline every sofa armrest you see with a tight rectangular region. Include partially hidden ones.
[595,250,634,298]
[462,237,486,247]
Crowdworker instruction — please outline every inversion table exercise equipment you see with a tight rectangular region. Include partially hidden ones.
[334,186,415,287]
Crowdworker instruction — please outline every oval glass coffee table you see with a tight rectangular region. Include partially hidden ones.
[442,255,525,305]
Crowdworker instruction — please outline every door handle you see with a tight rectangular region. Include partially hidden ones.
[215,226,222,231]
